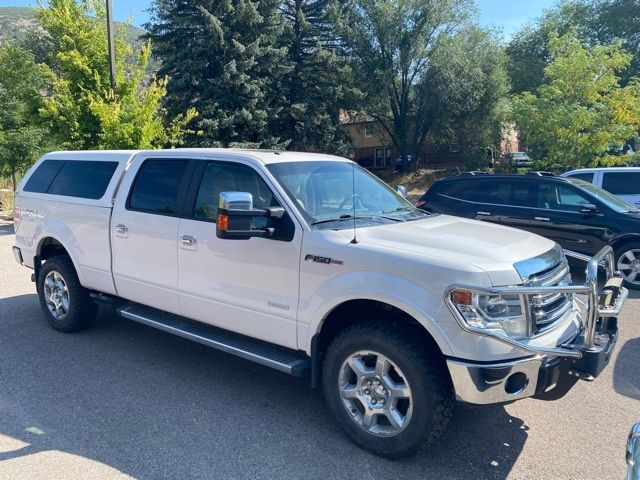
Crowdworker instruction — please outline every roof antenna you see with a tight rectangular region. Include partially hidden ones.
[350,161,358,244]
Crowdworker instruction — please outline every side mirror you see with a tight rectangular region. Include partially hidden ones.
[396,184,408,199]
[216,192,284,240]
[580,203,599,214]
[628,423,640,478]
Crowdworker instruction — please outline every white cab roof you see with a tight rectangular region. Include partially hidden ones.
[41,148,351,165]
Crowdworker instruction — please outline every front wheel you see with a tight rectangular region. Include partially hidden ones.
[615,243,640,290]
[322,322,453,458]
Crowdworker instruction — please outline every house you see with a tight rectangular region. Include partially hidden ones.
[341,113,523,170]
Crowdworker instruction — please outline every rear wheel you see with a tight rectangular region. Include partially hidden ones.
[322,321,453,458]
[37,255,97,332]
[615,243,640,290]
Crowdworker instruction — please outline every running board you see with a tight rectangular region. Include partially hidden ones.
[117,304,310,377]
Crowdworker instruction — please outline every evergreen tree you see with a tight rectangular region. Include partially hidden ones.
[278,0,355,153]
[146,0,287,148]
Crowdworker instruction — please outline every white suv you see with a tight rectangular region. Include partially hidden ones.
[562,167,640,205]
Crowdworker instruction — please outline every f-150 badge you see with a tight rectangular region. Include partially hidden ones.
[304,254,343,265]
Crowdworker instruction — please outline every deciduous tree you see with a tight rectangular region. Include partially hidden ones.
[0,45,54,190]
[512,32,640,169]
[37,0,195,150]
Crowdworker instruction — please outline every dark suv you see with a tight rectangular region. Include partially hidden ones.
[417,172,640,288]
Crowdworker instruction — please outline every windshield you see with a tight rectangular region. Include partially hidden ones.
[570,179,639,213]
[266,161,427,228]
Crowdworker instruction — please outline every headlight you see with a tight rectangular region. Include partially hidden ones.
[450,289,529,339]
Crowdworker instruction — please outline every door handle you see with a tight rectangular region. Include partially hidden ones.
[180,235,197,246]
[114,224,129,237]
[476,211,491,216]
[535,217,550,222]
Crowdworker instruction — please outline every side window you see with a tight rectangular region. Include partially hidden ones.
[438,181,475,201]
[47,161,118,199]
[193,162,277,226]
[23,160,65,193]
[128,159,189,215]
[537,184,590,212]
[568,172,594,183]
[602,172,640,194]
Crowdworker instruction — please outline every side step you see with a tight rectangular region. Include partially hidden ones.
[117,304,310,377]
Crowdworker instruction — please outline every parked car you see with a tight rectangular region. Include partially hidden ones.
[504,152,533,167]
[416,172,640,289]
[562,167,640,205]
[13,150,627,458]
[629,423,640,480]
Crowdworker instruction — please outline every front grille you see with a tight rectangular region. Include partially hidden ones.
[525,260,574,334]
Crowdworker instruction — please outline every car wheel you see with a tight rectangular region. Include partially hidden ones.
[615,244,640,290]
[322,321,453,458]
[37,255,98,332]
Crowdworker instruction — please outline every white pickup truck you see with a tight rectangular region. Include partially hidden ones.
[12,149,627,457]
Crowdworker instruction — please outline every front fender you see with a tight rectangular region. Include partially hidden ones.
[300,270,457,357]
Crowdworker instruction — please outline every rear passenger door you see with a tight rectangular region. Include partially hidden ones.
[471,179,535,231]
[111,157,195,315]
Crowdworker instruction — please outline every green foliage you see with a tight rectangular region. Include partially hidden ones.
[146,0,287,148]
[37,0,195,150]
[507,0,640,94]
[0,44,54,190]
[512,32,640,169]
[339,0,505,169]
[419,26,510,168]
[277,0,357,154]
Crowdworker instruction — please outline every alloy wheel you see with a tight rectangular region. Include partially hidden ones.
[43,271,70,319]
[338,350,413,437]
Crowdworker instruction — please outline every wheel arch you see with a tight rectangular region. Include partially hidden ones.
[309,298,450,388]
[611,234,640,253]
[34,235,81,284]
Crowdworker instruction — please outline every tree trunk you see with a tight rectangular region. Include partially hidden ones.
[11,168,17,193]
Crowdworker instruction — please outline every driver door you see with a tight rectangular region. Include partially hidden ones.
[177,160,302,349]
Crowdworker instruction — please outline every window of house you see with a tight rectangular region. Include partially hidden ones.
[364,124,374,137]
[128,159,189,215]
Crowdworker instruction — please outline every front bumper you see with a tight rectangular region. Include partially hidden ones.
[446,245,626,405]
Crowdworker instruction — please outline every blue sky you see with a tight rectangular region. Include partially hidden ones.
[1,0,557,38]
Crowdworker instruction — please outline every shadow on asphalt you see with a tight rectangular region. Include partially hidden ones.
[613,338,640,401]
[0,222,14,237]
[0,293,528,480]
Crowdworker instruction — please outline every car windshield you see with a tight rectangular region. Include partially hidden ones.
[266,161,427,228]
[570,179,639,213]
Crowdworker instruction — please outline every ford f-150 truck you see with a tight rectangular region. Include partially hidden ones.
[12,149,627,458]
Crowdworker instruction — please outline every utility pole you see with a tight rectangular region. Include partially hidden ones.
[105,0,116,92]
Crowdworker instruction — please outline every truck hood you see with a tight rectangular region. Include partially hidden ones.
[338,214,557,286]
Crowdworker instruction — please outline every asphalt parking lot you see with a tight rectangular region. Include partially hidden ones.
[0,220,638,480]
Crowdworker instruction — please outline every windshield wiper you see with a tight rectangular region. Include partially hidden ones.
[312,213,402,225]
[382,206,418,214]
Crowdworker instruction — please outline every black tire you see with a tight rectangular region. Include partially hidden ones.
[322,321,453,458]
[614,242,640,290]
[37,255,98,332]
